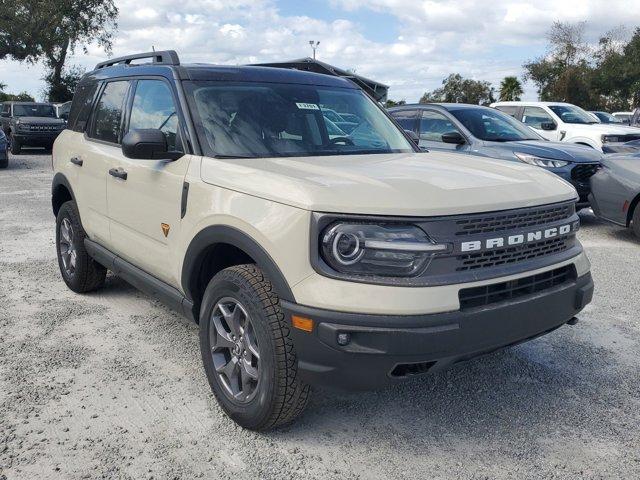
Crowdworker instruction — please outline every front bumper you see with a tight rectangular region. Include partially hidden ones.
[552,165,598,208]
[14,131,61,146]
[283,271,593,391]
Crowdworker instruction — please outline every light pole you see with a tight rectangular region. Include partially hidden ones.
[309,40,320,60]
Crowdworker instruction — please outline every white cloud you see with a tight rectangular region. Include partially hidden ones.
[2,0,640,102]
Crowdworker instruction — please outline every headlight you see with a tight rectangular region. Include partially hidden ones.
[514,152,568,168]
[320,223,449,277]
[602,135,621,143]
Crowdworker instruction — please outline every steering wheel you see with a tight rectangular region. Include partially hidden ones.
[328,136,355,146]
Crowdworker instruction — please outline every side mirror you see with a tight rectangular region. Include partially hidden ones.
[404,129,420,145]
[0,112,8,118]
[540,122,557,131]
[441,131,466,145]
[60,112,69,121]
[122,129,183,160]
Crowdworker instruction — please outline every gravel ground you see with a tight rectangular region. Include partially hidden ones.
[1,151,639,480]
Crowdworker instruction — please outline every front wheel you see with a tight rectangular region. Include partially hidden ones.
[632,205,640,240]
[56,201,107,293]
[199,264,309,430]
[9,135,20,155]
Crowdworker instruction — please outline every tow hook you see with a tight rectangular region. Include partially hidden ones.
[567,317,579,326]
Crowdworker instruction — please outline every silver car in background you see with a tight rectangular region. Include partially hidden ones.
[589,152,640,239]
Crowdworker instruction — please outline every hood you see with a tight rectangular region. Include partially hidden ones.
[200,152,578,216]
[15,116,64,125]
[567,123,640,135]
[602,153,640,183]
[483,140,603,163]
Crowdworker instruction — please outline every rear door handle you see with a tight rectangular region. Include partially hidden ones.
[70,157,83,166]
[108,167,127,180]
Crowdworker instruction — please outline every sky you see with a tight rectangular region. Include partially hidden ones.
[2,0,640,102]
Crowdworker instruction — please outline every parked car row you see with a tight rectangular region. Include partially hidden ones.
[387,101,640,239]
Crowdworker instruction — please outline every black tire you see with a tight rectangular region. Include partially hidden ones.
[199,264,309,430]
[632,204,640,240]
[9,135,20,155]
[55,201,107,293]
[0,155,7,169]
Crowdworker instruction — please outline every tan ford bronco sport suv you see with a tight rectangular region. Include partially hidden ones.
[52,51,594,430]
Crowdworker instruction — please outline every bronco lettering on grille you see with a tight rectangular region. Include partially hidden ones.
[460,224,573,252]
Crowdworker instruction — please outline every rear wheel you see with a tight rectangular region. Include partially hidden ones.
[199,264,309,430]
[56,201,107,293]
[632,204,640,239]
[0,155,7,169]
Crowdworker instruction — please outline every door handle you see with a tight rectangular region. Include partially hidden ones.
[70,157,83,166]
[108,167,128,180]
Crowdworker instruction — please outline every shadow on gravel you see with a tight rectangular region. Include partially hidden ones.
[2,150,51,171]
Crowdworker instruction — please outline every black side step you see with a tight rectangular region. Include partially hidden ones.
[85,239,195,322]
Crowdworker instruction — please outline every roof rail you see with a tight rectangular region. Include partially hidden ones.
[95,50,180,70]
[251,58,389,103]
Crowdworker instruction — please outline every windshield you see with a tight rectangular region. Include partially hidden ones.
[13,104,56,118]
[548,105,597,124]
[184,81,414,158]
[449,107,543,142]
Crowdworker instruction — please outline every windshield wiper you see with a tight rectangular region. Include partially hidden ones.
[214,154,257,159]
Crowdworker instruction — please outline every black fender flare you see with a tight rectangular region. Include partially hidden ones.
[51,172,76,216]
[181,225,296,305]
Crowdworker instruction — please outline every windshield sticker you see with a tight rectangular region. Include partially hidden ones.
[296,103,320,110]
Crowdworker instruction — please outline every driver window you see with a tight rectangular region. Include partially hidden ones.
[522,107,554,129]
[419,110,459,142]
[129,80,183,152]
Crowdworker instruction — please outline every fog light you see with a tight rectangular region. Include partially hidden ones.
[337,332,351,346]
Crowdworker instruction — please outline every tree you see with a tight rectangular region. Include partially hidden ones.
[43,64,85,102]
[419,73,494,105]
[0,0,118,101]
[523,21,595,107]
[498,76,523,101]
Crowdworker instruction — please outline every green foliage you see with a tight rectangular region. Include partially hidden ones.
[0,0,118,101]
[419,73,495,105]
[44,64,85,102]
[498,76,524,101]
[524,22,640,110]
[0,90,35,102]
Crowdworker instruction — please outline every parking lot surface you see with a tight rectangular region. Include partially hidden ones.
[1,152,639,480]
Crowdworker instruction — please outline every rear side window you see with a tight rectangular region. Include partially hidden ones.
[68,82,98,132]
[522,106,555,129]
[391,110,419,131]
[494,105,518,117]
[89,81,129,144]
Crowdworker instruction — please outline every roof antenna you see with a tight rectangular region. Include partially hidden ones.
[152,45,156,52]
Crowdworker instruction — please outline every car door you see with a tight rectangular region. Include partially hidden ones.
[417,109,469,152]
[521,106,560,141]
[78,80,131,245]
[106,78,191,285]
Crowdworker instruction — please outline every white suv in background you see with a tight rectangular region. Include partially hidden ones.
[492,101,640,152]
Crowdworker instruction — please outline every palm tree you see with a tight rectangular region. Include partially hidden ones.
[499,76,524,101]
[0,82,6,92]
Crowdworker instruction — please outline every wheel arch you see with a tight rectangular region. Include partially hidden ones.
[52,172,76,217]
[627,191,640,226]
[181,225,295,321]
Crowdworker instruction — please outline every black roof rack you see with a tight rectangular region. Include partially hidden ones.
[95,50,180,70]
[251,57,389,102]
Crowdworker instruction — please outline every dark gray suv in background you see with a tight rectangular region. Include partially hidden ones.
[0,101,66,154]
[389,104,602,208]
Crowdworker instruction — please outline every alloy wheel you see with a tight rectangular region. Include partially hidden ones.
[59,217,77,276]
[209,297,260,403]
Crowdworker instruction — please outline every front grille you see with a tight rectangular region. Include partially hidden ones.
[456,236,571,272]
[454,203,574,237]
[620,134,640,142]
[459,265,576,310]
[571,163,600,182]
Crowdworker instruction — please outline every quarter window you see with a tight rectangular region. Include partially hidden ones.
[128,80,182,152]
[522,107,555,129]
[90,81,129,144]
[419,110,459,142]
